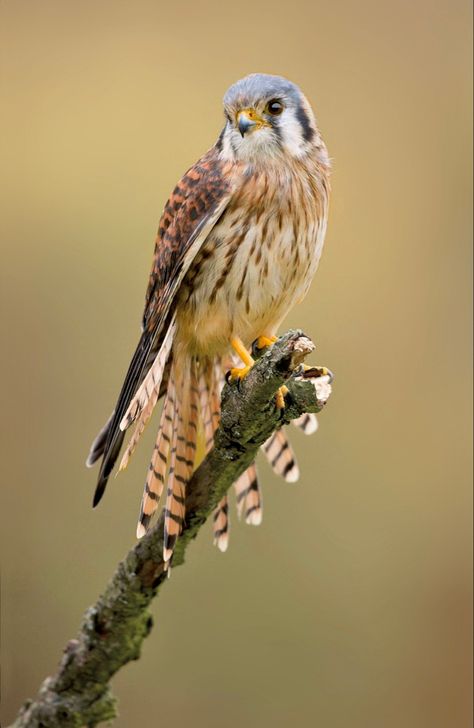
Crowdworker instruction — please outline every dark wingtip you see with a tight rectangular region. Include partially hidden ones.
[92,480,106,508]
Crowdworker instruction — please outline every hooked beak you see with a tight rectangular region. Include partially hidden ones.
[237,108,264,137]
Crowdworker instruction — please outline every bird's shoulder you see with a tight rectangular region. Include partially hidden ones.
[143,145,236,327]
[158,148,230,243]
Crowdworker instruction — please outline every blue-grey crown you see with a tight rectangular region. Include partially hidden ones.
[223,73,303,108]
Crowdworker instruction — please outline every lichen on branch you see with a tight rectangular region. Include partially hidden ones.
[10,330,331,728]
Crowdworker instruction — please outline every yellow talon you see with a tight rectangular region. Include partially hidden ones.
[230,364,253,381]
[229,336,255,381]
[230,336,289,407]
[276,385,289,409]
[256,335,277,349]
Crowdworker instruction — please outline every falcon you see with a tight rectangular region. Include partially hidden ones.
[87,73,331,562]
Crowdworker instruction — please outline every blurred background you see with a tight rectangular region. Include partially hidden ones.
[1,1,472,726]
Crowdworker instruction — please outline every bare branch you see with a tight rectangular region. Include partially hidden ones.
[10,330,331,728]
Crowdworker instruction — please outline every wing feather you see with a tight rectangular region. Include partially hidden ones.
[91,147,233,506]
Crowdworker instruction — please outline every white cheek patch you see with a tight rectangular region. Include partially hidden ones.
[223,126,281,162]
[218,107,313,162]
[278,109,307,158]
[221,129,235,161]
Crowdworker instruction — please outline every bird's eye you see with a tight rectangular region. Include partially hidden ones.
[266,99,284,116]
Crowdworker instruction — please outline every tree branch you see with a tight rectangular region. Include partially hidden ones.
[10,330,331,728]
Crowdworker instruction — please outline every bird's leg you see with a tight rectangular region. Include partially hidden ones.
[229,335,293,409]
[255,334,277,350]
[251,334,278,358]
[229,337,255,381]
[252,334,288,410]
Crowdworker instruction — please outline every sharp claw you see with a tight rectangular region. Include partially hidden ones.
[229,364,252,384]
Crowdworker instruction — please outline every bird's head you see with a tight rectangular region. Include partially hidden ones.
[220,73,321,163]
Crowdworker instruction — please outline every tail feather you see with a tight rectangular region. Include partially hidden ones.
[199,365,230,552]
[90,338,321,556]
[163,362,198,562]
[293,412,318,435]
[211,365,231,550]
[120,315,176,432]
[234,463,261,525]
[119,395,156,472]
[136,378,176,538]
[262,429,300,483]
[213,498,230,552]
[198,372,216,453]
[199,366,221,449]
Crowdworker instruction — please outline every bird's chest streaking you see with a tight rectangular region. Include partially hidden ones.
[177,162,329,356]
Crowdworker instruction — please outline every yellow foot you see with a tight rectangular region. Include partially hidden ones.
[252,335,278,357]
[276,385,289,409]
[229,363,253,381]
[230,335,289,409]
[228,336,255,383]
[256,335,277,349]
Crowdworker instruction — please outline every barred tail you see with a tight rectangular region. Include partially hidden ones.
[293,412,318,435]
[129,351,319,559]
[119,394,157,473]
[199,363,230,552]
[212,498,229,552]
[115,319,176,475]
[234,463,261,525]
[262,429,300,483]
[163,360,199,563]
[136,378,176,538]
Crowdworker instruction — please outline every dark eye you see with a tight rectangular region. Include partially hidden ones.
[267,99,284,116]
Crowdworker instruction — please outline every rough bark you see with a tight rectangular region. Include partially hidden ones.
[10,330,330,728]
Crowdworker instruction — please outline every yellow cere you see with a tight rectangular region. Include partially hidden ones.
[237,108,269,128]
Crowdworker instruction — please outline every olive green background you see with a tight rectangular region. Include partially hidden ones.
[1,1,472,726]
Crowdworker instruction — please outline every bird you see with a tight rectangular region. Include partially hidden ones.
[87,73,330,563]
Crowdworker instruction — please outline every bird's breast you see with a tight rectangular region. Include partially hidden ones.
[177,163,329,356]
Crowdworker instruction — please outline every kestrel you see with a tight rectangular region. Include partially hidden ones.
[87,73,330,562]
